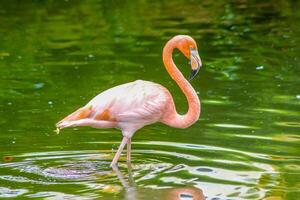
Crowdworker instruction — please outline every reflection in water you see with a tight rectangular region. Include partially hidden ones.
[113,163,205,200]
[113,164,137,200]
[165,188,205,200]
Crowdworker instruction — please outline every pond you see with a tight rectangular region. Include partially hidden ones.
[0,0,299,199]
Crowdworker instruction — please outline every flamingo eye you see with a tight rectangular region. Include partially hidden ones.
[190,48,201,69]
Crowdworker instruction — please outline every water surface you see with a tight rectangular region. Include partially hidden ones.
[0,0,299,199]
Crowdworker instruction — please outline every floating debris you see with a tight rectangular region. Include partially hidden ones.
[0,52,10,57]
[33,83,45,89]
[256,65,264,70]
[3,155,13,162]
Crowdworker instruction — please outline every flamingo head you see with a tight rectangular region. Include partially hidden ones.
[174,35,202,80]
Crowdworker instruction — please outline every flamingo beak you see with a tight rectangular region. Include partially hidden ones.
[189,48,202,81]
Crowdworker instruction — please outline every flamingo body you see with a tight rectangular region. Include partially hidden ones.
[56,35,202,167]
[58,80,171,138]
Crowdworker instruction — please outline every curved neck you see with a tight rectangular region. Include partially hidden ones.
[162,39,200,128]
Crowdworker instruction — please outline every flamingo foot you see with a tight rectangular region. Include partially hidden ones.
[54,128,60,134]
[56,121,74,129]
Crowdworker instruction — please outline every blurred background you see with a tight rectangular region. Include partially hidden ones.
[0,0,299,199]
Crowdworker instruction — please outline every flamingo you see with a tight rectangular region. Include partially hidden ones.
[56,35,202,167]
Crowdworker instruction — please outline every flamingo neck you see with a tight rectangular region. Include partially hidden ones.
[161,39,201,128]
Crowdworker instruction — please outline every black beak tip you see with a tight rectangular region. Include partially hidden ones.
[188,68,200,81]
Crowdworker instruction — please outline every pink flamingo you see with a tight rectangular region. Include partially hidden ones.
[56,35,202,167]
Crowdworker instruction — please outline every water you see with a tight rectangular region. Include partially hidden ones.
[0,0,299,199]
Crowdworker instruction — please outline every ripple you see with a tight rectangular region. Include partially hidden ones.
[202,99,233,105]
[0,151,113,186]
[196,167,214,172]
[26,191,90,199]
[0,175,57,185]
[196,182,266,200]
[41,162,110,180]
[135,149,202,161]
[134,141,273,162]
[274,121,300,127]
[0,143,293,199]
[0,187,28,198]
[254,108,299,116]
[208,123,258,129]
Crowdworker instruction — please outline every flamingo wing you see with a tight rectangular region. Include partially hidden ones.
[109,80,169,124]
[117,99,164,122]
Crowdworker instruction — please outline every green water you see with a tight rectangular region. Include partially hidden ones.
[0,0,300,199]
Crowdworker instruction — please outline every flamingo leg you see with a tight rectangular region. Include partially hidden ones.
[110,136,129,167]
[127,138,131,163]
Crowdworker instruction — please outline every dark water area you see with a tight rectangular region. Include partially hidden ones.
[0,0,299,199]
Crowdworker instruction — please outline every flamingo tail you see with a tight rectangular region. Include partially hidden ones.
[56,105,93,128]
